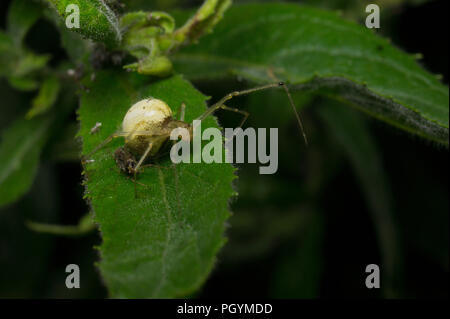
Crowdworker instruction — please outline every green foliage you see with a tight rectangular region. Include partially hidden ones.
[45,0,232,75]
[0,0,49,90]
[173,0,232,44]
[26,75,61,119]
[0,115,52,207]
[119,11,176,76]
[173,3,449,145]
[26,213,95,236]
[119,0,232,76]
[7,0,42,45]
[78,71,235,297]
[45,0,122,47]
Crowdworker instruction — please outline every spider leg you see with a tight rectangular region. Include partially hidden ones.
[133,142,153,198]
[196,76,308,146]
[219,104,249,132]
[83,130,135,163]
[267,68,308,146]
[135,142,154,173]
[195,82,283,122]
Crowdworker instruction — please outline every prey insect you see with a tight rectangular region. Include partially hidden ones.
[82,81,307,197]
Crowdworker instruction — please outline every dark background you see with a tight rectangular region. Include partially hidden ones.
[0,0,448,298]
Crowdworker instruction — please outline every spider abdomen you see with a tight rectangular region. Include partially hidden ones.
[122,98,173,156]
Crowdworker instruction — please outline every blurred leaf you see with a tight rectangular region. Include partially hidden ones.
[0,115,52,207]
[0,28,49,86]
[0,164,57,297]
[26,75,61,119]
[7,76,39,92]
[14,51,50,78]
[1,0,48,89]
[270,211,324,298]
[26,213,95,236]
[173,3,449,145]
[78,71,235,298]
[174,0,232,44]
[7,0,42,45]
[317,99,401,297]
[0,84,75,207]
[0,31,18,76]
[45,0,122,47]
[224,206,307,264]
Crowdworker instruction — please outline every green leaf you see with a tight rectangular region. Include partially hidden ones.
[45,0,121,47]
[119,11,176,76]
[26,75,61,119]
[118,0,231,76]
[173,3,449,145]
[0,115,52,207]
[7,0,42,45]
[0,85,74,208]
[78,71,235,298]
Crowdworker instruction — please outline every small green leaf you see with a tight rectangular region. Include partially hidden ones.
[0,29,49,84]
[26,213,95,236]
[173,3,449,145]
[7,0,42,45]
[45,0,121,47]
[118,0,232,76]
[26,75,61,119]
[7,76,39,92]
[120,11,176,76]
[78,71,235,298]
[0,116,52,207]
[14,51,50,78]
